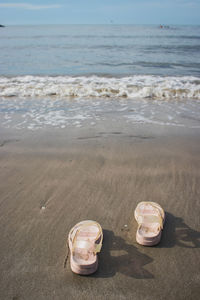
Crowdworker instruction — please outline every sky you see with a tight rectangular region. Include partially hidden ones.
[0,0,199,25]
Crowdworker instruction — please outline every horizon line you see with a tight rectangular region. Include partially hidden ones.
[2,23,200,26]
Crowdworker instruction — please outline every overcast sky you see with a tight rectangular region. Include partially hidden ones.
[0,0,199,25]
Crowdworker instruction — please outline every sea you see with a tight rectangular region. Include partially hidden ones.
[0,24,200,130]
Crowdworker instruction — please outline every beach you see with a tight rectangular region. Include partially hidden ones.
[0,121,200,300]
[0,24,200,299]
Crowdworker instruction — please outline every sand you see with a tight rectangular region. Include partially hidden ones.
[0,124,200,300]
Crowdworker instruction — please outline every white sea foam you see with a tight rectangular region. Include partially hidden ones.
[1,77,200,130]
[0,75,200,100]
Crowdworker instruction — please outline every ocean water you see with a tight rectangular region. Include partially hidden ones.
[0,24,200,130]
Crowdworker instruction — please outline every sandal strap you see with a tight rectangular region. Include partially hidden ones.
[70,221,102,242]
[140,201,164,220]
[73,240,102,254]
[94,242,102,253]
[137,214,163,229]
[74,240,93,250]
[71,220,103,253]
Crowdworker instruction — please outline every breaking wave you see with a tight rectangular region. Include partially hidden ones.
[0,75,200,100]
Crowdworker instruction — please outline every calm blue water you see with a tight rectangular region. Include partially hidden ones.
[0,24,200,76]
[0,25,200,130]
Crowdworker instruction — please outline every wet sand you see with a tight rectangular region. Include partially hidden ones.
[0,124,200,300]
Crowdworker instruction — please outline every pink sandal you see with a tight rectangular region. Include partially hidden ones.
[68,220,103,275]
[134,202,165,246]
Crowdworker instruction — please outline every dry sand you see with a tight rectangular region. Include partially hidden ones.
[0,124,200,300]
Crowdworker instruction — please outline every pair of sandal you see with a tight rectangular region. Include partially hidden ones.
[67,201,165,275]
